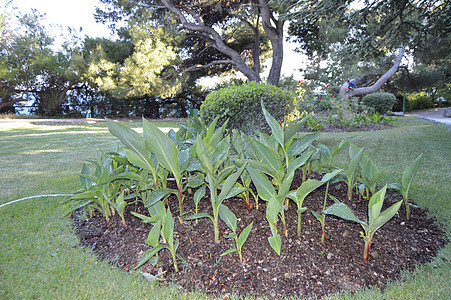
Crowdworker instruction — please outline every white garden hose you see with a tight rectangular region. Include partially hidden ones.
[0,194,74,209]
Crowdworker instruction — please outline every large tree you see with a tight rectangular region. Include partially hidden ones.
[282,0,450,98]
[0,10,84,115]
[96,0,291,85]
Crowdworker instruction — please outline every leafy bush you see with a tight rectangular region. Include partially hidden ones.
[361,92,397,114]
[200,82,296,134]
[408,93,434,111]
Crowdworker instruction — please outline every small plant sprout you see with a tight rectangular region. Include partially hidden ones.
[391,153,423,220]
[324,185,402,262]
[343,145,364,201]
[133,202,180,272]
[246,165,294,255]
[287,176,329,236]
[219,204,253,263]
[310,169,342,243]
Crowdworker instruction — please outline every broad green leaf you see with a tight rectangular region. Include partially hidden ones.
[284,122,303,144]
[368,185,387,223]
[246,166,276,201]
[321,169,342,182]
[332,136,356,157]
[79,163,93,190]
[106,119,146,154]
[241,132,258,160]
[217,164,247,204]
[162,208,174,244]
[346,146,364,177]
[131,212,160,224]
[216,165,235,186]
[167,129,178,144]
[178,149,190,171]
[221,248,238,257]
[279,172,294,198]
[147,201,166,218]
[124,148,155,173]
[116,191,127,217]
[219,204,237,232]
[371,200,403,232]
[142,118,180,183]
[286,150,314,176]
[144,188,176,207]
[135,245,165,269]
[401,153,423,191]
[210,119,229,146]
[224,186,247,200]
[186,175,204,188]
[323,202,364,225]
[196,138,214,174]
[311,210,322,221]
[232,130,244,154]
[146,220,161,247]
[268,234,281,255]
[212,138,230,172]
[317,143,331,161]
[296,179,324,205]
[193,186,206,206]
[204,116,219,143]
[238,222,253,247]
[186,158,203,172]
[262,104,284,149]
[184,213,214,222]
[266,196,283,226]
[297,207,308,215]
[252,140,283,179]
[288,132,320,157]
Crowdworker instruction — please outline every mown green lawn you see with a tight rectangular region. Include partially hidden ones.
[0,117,449,299]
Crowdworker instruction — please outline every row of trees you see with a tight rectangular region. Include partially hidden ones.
[1,1,449,117]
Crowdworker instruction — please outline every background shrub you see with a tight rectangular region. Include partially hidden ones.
[407,93,434,111]
[200,82,296,134]
[361,92,397,114]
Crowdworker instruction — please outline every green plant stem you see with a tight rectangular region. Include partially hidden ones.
[177,183,183,214]
[297,213,302,236]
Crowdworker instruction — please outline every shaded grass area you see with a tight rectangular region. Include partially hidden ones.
[0,117,449,299]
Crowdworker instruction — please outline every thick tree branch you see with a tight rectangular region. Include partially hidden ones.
[182,60,234,72]
[340,47,405,99]
[160,0,261,82]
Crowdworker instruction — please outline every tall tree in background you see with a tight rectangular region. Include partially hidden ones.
[96,0,291,85]
[282,0,450,98]
[0,10,84,115]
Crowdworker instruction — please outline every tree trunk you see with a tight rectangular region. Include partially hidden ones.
[259,0,285,86]
[339,48,405,99]
[160,0,286,85]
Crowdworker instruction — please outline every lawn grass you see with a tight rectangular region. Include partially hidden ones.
[0,117,449,299]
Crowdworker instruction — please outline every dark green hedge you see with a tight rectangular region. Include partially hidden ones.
[200,82,296,134]
[362,92,397,114]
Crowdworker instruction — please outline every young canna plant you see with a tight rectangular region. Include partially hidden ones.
[287,177,327,236]
[246,165,294,255]
[185,136,247,243]
[324,185,403,262]
[219,204,253,263]
[310,169,342,243]
[349,144,382,199]
[132,202,180,272]
[397,153,423,220]
[343,145,364,201]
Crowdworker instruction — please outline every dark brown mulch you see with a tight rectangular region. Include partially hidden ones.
[73,172,446,299]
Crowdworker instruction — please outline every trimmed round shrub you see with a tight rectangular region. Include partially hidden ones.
[200,82,296,134]
[361,92,397,114]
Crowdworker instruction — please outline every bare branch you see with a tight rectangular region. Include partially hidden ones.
[182,59,234,72]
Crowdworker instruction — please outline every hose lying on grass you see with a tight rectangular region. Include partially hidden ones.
[0,194,74,209]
